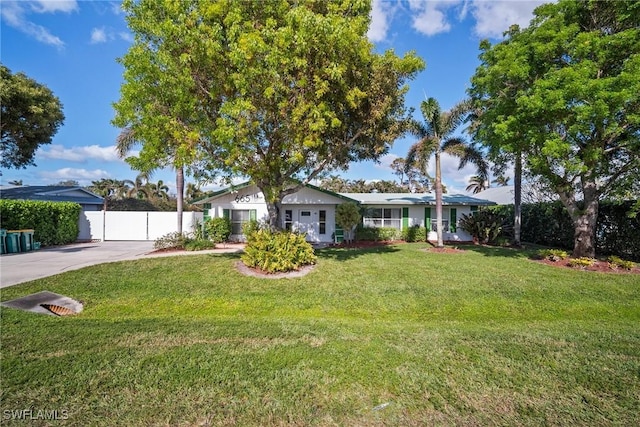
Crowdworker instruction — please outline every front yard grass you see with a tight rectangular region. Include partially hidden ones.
[1,243,639,426]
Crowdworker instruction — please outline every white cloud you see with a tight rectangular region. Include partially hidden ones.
[30,0,78,14]
[90,27,108,44]
[471,0,548,39]
[37,144,129,163]
[1,1,77,48]
[118,31,133,43]
[409,0,456,36]
[367,0,393,42]
[39,167,111,183]
[374,153,400,171]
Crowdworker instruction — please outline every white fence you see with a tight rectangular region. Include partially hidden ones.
[78,211,204,241]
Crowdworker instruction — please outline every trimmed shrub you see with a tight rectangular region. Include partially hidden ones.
[402,226,427,242]
[535,249,569,261]
[184,239,216,251]
[607,256,635,271]
[568,257,596,268]
[205,217,231,243]
[356,226,401,242]
[242,229,316,273]
[0,200,81,246]
[154,232,189,250]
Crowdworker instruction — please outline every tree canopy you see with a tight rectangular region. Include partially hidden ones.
[113,0,424,228]
[0,64,64,170]
[469,0,640,257]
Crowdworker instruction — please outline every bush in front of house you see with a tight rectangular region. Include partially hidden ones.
[402,226,427,242]
[154,232,189,250]
[205,217,231,243]
[0,200,81,246]
[356,225,401,242]
[458,210,512,245]
[241,229,316,273]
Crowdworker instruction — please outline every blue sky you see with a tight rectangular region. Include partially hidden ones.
[1,0,547,194]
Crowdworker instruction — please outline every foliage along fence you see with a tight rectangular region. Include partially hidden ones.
[489,200,640,261]
[0,200,81,246]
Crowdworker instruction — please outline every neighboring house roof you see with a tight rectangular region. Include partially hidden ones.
[0,186,104,206]
[474,186,515,205]
[341,192,497,206]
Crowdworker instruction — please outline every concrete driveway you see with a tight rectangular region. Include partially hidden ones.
[0,241,156,288]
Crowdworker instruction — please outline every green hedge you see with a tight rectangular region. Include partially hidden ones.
[356,226,402,242]
[0,200,81,246]
[489,200,640,261]
[402,226,428,242]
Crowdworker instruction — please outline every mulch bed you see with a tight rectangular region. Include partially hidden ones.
[532,257,640,274]
[235,261,316,279]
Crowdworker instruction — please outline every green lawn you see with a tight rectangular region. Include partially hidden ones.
[1,244,639,426]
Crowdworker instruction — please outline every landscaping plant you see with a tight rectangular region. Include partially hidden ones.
[205,217,231,244]
[241,229,316,273]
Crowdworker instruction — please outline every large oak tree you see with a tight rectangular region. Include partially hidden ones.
[469,0,640,258]
[113,0,424,228]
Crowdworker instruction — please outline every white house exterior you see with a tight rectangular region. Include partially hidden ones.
[195,183,496,243]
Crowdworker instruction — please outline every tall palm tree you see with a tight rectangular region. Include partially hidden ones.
[466,175,489,194]
[406,98,488,248]
[116,128,186,233]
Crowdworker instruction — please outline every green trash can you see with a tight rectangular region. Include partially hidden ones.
[19,229,34,252]
[5,231,21,253]
[0,229,6,254]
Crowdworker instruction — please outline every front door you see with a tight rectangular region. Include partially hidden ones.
[297,210,318,242]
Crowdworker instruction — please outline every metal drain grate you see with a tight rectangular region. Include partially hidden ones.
[40,303,77,316]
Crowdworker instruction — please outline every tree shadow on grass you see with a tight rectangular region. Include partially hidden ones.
[316,243,400,262]
[455,243,536,259]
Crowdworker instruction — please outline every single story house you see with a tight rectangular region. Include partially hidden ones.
[195,183,496,243]
[0,186,104,212]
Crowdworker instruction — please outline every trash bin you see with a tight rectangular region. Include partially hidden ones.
[19,229,34,252]
[5,231,21,253]
[0,229,6,254]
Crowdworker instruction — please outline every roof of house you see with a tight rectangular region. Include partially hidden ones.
[340,192,497,206]
[193,181,359,204]
[0,186,104,205]
[474,186,515,205]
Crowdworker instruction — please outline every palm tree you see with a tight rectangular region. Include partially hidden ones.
[492,175,511,186]
[466,175,489,194]
[406,98,488,248]
[116,127,186,234]
[124,172,152,199]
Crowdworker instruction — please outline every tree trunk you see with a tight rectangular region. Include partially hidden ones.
[513,151,522,247]
[265,199,283,231]
[176,166,184,234]
[435,150,444,248]
[572,183,599,258]
[558,180,599,258]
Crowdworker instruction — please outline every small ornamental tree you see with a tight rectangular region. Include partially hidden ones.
[336,202,361,244]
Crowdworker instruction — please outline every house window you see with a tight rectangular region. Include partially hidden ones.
[284,210,293,231]
[319,210,326,234]
[231,210,251,235]
[430,208,449,232]
[363,208,401,229]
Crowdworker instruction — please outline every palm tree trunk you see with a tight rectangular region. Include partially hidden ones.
[513,151,522,247]
[176,166,184,234]
[435,150,444,248]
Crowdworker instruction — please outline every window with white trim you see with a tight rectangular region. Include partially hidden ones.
[430,208,449,232]
[231,210,251,235]
[319,210,326,234]
[363,208,401,229]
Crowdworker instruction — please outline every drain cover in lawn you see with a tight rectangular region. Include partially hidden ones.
[1,291,83,316]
